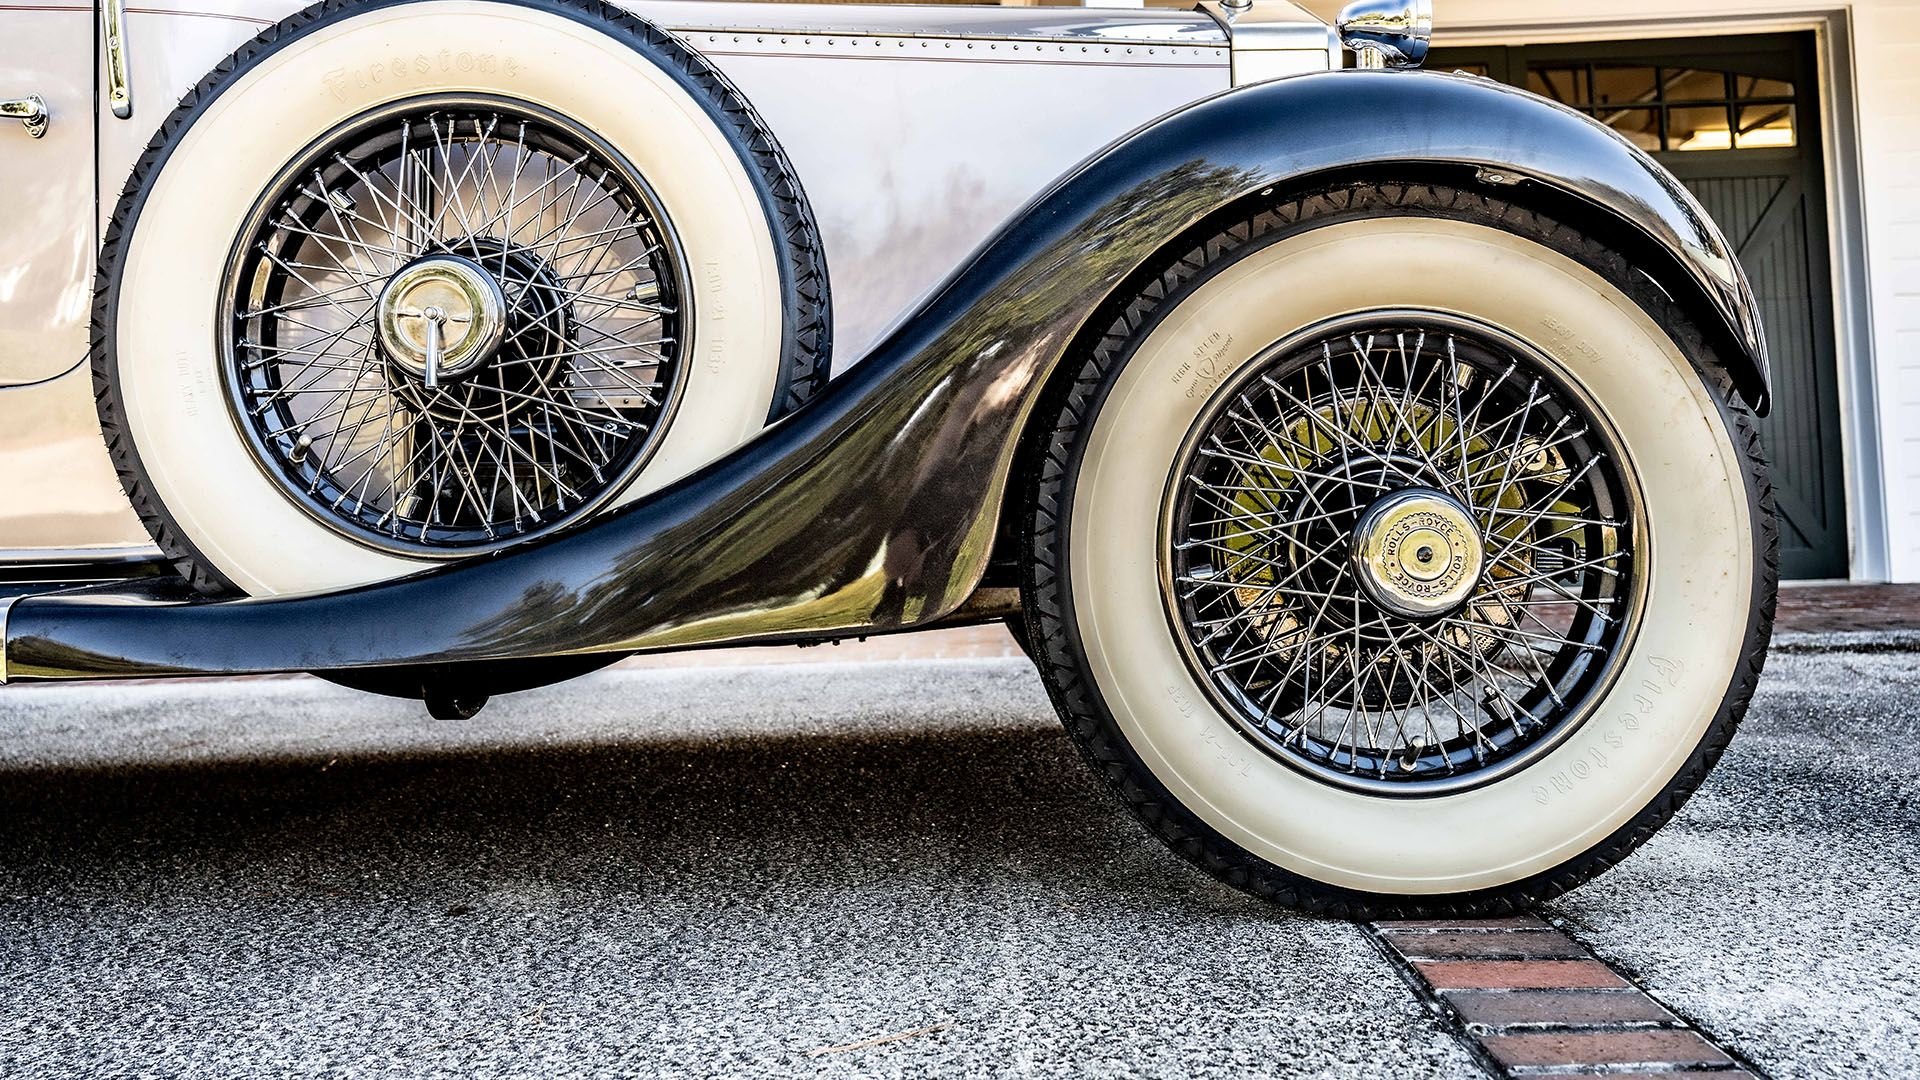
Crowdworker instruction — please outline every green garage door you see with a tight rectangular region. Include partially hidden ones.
[1433,33,1846,578]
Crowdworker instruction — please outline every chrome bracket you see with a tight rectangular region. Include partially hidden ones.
[1193,0,1341,86]
[103,0,132,119]
[1350,43,1388,70]
[1,95,48,138]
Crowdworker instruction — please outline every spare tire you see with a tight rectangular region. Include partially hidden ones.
[92,0,831,595]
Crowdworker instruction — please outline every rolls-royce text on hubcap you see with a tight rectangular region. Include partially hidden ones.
[1163,313,1641,793]
[223,98,688,556]
[1351,487,1484,618]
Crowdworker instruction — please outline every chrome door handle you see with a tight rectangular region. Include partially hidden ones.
[103,0,131,119]
[1,95,48,138]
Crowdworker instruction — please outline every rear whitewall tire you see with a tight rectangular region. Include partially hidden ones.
[97,0,823,596]
[1023,186,1776,913]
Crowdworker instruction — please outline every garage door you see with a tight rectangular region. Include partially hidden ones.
[1433,33,1845,579]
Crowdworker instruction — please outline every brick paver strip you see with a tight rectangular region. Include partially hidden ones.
[1381,930,1587,960]
[1775,581,1920,633]
[1443,988,1675,1028]
[1374,915,1553,931]
[1483,1029,1733,1070]
[1539,1073,1756,1080]
[1370,919,1753,1078]
[1415,958,1629,990]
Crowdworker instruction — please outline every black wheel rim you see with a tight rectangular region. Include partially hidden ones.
[1161,312,1643,795]
[223,95,688,555]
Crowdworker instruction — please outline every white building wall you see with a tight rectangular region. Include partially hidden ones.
[1296,0,1920,580]
[1851,0,1920,581]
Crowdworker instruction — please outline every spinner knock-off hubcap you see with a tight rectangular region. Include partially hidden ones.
[1351,487,1484,618]
[375,254,508,385]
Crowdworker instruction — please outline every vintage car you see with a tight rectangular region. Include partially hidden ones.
[0,0,1775,915]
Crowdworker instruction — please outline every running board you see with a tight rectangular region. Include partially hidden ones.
[0,572,1021,685]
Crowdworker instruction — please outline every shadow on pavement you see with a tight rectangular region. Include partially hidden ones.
[0,703,1477,1079]
[0,722,1250,917]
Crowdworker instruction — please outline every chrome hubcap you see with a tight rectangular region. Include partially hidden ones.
[374,255,507,387]
[1351,488,1483,618]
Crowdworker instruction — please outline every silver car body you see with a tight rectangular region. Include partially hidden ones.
[0,0,1335,563]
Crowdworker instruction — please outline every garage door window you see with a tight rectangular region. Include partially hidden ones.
[1524,63,1797,152]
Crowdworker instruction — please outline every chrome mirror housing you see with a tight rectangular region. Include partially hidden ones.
[1337,0,1433,70]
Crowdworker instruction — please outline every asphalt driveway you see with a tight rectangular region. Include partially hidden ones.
[0,648,1913,1077]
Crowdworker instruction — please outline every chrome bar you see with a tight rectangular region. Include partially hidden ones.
[103,0,131,119]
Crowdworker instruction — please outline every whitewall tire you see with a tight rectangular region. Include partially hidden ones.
[1020,183,1776,915]
[94,0,830,596]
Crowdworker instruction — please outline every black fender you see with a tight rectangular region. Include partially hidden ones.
[1,70,1769,683]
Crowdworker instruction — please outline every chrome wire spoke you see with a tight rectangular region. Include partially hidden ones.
[1163,314,1640,792]
[225,99,687,556]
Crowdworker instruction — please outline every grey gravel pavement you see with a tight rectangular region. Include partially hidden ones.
[0,662,1473,1079]
[0,649,1914,1078]
[1551,647,1920,1079]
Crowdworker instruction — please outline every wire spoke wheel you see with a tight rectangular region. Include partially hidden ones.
[1030,186,1770,911]
[1162,312,1642,794]
[223,95,688,554]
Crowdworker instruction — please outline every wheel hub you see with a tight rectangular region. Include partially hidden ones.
[1350,487,1484,618]
[375,254,508,386]
[1160,313,1639,791]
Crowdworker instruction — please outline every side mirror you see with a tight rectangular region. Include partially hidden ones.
[1337,0,1433,70]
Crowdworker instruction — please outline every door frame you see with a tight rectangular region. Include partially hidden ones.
[1433,9,1884,582]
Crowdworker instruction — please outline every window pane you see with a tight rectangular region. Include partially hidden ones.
[1735,74,1794,100]
[1664,68,1730,101]
[1528,66,1589,105]
[1594,107,1661,152]
[1590,65,1659,107]
[1735,103,1796,148]
[1669,104,1736,151]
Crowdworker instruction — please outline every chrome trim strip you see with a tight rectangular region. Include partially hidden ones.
[629,2,1230,47]
[0,595,16,683]
[0,544,164,564]
[680,30,1225,67]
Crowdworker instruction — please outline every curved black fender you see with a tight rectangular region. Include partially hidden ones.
[2,70,1770,682]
